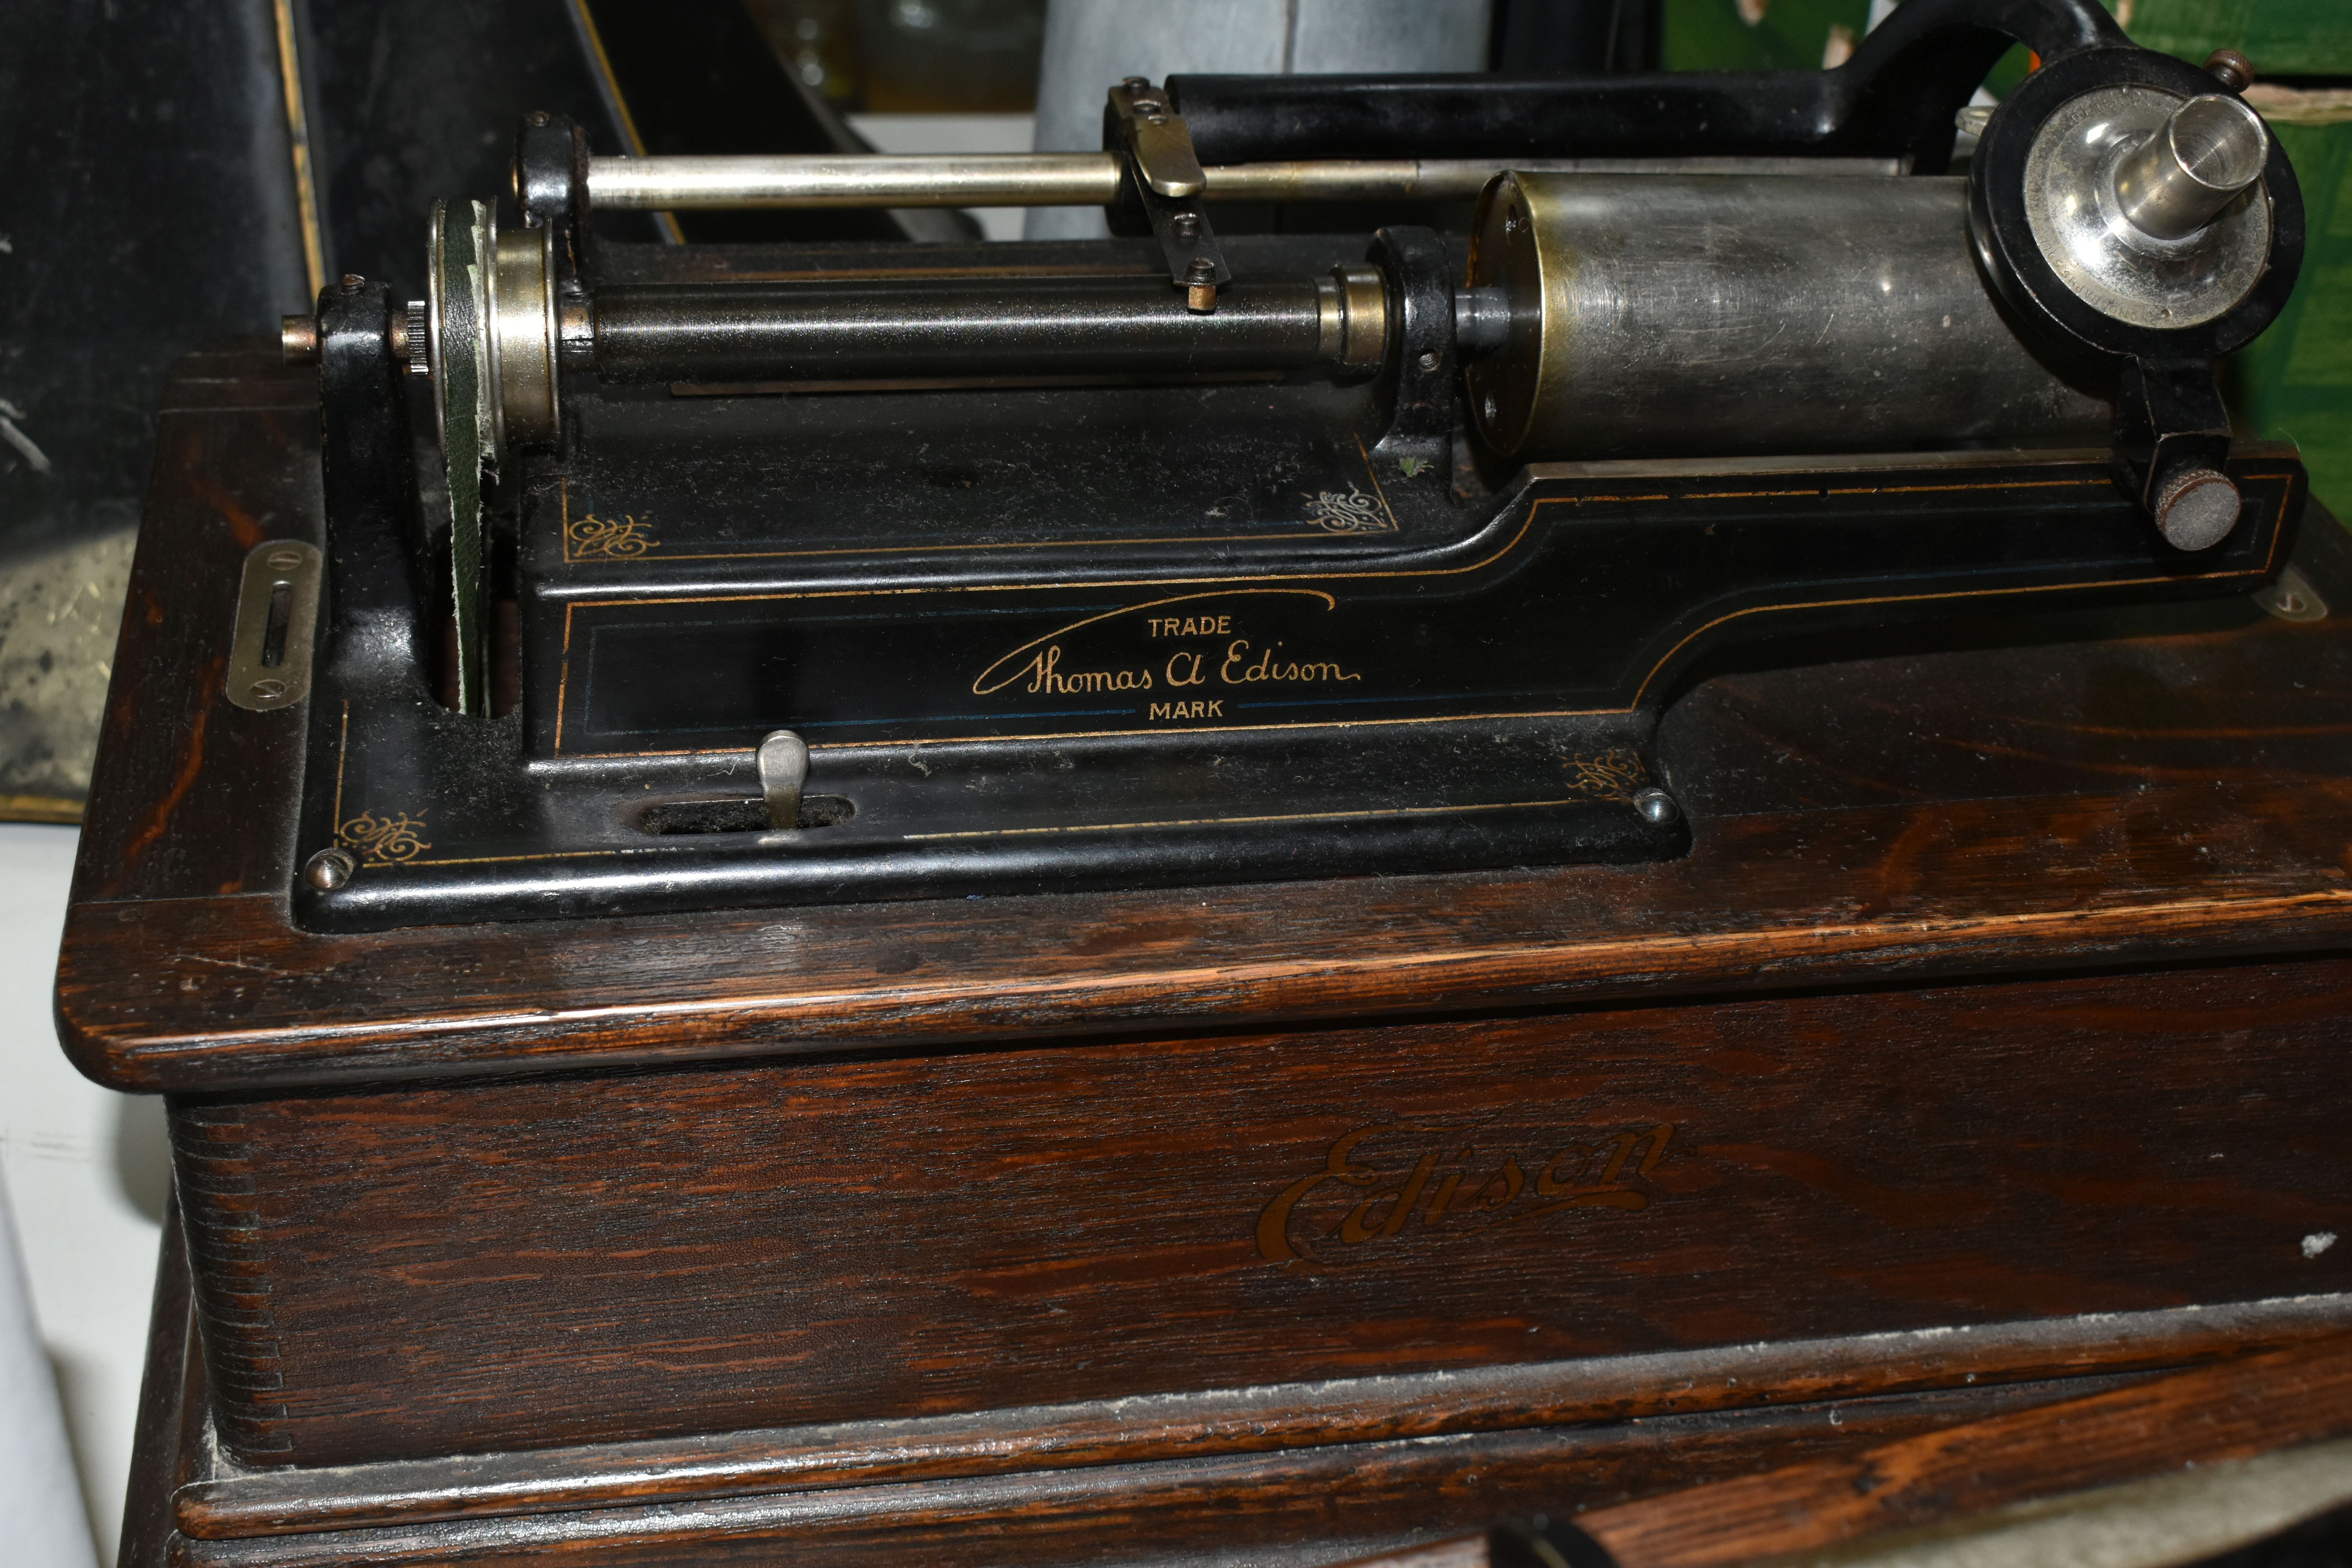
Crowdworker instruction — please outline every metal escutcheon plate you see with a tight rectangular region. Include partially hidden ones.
[225,539,322,711]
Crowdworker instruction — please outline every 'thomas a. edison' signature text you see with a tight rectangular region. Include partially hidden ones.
[979,638,1362,701]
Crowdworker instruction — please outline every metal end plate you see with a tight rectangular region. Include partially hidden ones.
[2023,84,2272,331]
[1462,172,1543,456]
[225,541,322,711]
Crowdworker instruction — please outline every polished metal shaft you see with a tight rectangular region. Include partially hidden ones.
[583,153,1904,211]
[590,274,1356,384]
[587,153,1125,210]
[2111,94,2269,242]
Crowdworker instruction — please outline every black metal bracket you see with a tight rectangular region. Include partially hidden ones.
[1104,78,1229,310]
[2115,358,2233,512]
[514,111,591,292]
[1367,227,1456,479]
[314,278,425,674]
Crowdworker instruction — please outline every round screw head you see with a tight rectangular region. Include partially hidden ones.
[339,272,365,294]
[248,678,288,702]
[526,109,552,127]
[1632,787,1681,826]
[2205,49,2255,92]
[1417,350,1440,371]
[304,847,357,891]
[1170,212,1200,241]
[2154,467,2241,551]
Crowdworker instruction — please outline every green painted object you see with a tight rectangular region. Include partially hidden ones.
[1662,0,1875,71]
[1664,1,2351,80]
[1662,0,2352,517]
[2116,0,2352,75]
[2234,123,2352,518]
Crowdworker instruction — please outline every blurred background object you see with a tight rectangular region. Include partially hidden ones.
[0,820,157,1565]
[0,1163,100,1568]
[747,0,1051,112]
[0,3,310,824]
[856,0,1047,111]
[1024,0,1495,240]
[748,0,868,105]
[748,0,1049,238]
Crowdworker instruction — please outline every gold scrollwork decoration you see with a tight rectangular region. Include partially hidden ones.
[567,513,659,560]
[1566,748,1648,802]
[338,811,431,865]
[1305,488,1394,534]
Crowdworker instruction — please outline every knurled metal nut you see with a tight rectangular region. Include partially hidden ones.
[2154,467,2241,552]
[405,301,432,372]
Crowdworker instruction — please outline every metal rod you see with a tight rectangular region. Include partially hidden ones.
[1201,155,1904,201]
[587,154,1126,210]
[591,274,1348,385]
[758,731,808,830]
[583,153,1906,211]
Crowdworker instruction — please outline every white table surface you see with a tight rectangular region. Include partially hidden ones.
[1,820,158,1565]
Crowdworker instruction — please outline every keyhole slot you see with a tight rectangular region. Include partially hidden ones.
[260,581,294,668]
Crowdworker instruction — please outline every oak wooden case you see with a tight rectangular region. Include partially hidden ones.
[66,346,2352,1564]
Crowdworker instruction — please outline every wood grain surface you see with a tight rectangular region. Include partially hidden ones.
[161,1388,2102,1568]
[70,346,318,915]
[166,951,2352,1468]
[51,348,2352,1096]
[174,1294,2352,1541]
[135,1217,2236,1568]
[118,1189,197,1568]
[55,770,2352,1094]
[129,1265,2352,1567]
[1579,1336,2352,1567]
[1336,1338,2352,1568]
